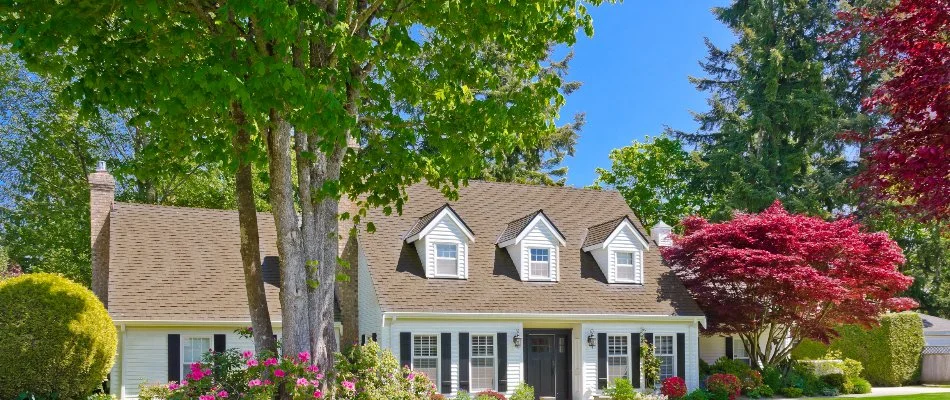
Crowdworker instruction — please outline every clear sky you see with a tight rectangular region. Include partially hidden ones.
[558,1,735,187]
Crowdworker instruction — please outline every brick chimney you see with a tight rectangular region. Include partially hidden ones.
[89,161,115,307]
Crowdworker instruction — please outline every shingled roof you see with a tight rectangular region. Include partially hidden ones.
[496,209,565,245]
[583,215,633,249]
[360,181,704,316]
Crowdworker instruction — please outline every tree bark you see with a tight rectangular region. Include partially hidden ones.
[266,110,311,356]
[231,102,278,355]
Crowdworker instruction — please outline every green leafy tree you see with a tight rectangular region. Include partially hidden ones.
[1,0,610,373]
[592,132,705,227]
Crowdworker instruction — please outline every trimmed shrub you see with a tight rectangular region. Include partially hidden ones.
[705,374,741,400]
[761,365,783,391]
[821,373,846,391]
[793,312,924,386]
[709,357,751,377]
[475,390,506,400]
[851,377,872,394]
[509,383,534,400]
[661,376,688,399]
[684,389,711,400]
[779,387,803,398]
[604,377,637,400]
[0,273,117,399]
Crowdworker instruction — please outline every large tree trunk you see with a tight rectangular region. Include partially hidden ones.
[266,110,311,356]
[231,102,278,355]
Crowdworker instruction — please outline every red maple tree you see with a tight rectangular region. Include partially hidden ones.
[662,202,916,368]
[836,0,950,220]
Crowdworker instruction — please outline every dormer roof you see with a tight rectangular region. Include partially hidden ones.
[403,203,475,243]
[582,215,650,251]
[495,209,567,248]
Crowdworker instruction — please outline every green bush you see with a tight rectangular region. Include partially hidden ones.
[456,391,472,400]
[758,385,774,397]
[779,387,803,398]
[0,273,117,399]
[761,365,783,391]
[792,312,924,386]
[821,373,846,391]
[851,378,872,394]
[683,389,710,400]
[709,357,751,376]
[335,341,435,399]
[138,382,171,400]
[604,378,637,400]
[510,383,534,400]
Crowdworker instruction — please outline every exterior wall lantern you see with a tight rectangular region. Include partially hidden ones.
[587,329,596,348]
[513,329,522,348]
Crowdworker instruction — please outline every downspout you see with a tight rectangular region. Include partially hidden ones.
[119,323,127,399]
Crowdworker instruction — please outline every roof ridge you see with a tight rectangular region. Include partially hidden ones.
[466,179,620,194]
[114,201,242,214]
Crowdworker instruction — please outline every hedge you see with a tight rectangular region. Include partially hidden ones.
[791,312,924,386]
[0,273,117,399]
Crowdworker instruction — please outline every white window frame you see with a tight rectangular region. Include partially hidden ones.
[614,251,638,283]
[470,333,498,392]
[411,334,440,385]
[528,247,553,280]
[733,336,750,361]
[653,334,676,382]
[181,335,213,380]
[433,242,460,278]
[606,334,631,384]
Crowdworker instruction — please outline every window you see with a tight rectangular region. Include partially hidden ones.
[733,337,749,361]
[607,335,629,384]
[615,251,637,282]
[435,243,459,276]
[412,335,439,382]
[529,248,551,278]
[182,336,211,379]
[654,335,675,381]
[471,335,496,391]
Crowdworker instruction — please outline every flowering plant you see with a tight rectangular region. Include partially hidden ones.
[166,350,326,400]
[335,341,436,400]
[705,373,742,400]
[660,376,687,399]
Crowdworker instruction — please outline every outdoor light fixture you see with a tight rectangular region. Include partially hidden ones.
[513,329,522,348]
[587,330,596,348]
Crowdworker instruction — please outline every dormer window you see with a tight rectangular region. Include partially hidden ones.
[497,210,566,282]
[435,243,459,276]
[583,216,650,284]
[404,204,475,280]
[529,248,551,279]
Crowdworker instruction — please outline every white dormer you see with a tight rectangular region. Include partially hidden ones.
[497,210,567,282]
[583,216,650,284]
[404,204,475,279]
[652,221,673,247]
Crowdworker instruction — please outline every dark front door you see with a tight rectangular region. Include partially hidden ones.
[524,330,571,400]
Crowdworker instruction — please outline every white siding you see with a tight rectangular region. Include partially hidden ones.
[358,246,384,341]
[113,326,276,399]
[414,216,469,279]
[387,319,522,397]
[926,333,950,346]
[504,220,560,282]
[589,225,645,284]
[699,335,728,365]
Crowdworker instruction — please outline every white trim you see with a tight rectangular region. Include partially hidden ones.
[180,335,214,380]
[406,207,476,243]
[498,213,567,248]
[469,333,499,392]
[582,219,650,252]
[383,312,706,326]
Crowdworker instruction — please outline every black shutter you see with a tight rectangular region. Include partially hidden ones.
[214,334,226,353]
[361,335,366,345]
[497,333,508,392]
[676,333,686,378]
[440,333,451,394]
[459,333,470,392]
[371,333,377,342]
[725,336,734,360]
[644,332,653,347]
[597,333,607,389]
[167,334,181,382]
[400,332,412,367]
[631,333,641,388]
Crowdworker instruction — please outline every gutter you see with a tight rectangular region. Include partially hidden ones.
[382,311,706,327]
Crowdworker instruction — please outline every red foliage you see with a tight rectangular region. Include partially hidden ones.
[662,202,916,344]
[705,374,742,400]
[475,390,507,400]
[661,376,688,399]
[835,0,950,220]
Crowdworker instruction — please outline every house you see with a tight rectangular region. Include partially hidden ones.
[920,313,950,346]
[89,165,708,400]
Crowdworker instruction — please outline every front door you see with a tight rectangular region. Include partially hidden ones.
[524,330,571,400]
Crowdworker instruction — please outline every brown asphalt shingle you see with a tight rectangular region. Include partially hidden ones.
[583,215,636,249]
[361,181,705,316]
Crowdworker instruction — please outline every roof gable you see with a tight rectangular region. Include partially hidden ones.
[582,215,649,251]
[403,203,475,243]
[496,209,567,248]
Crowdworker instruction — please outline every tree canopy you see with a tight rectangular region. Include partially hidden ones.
[662,202,916,368]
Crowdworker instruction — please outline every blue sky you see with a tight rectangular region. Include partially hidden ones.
[558,1,734,187]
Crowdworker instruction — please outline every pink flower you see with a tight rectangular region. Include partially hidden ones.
[274,369,286,378]
[297,377,310,387]
[241,350,253,359]
[199,396,214,400]
[298,351,310,363]
[342,380,356,391]
[263,379,272,385]
[307,364,320,373]
[247,359,259,367]
[408,372,415,380]
[247,379,262,387]
[316,373,324,380]
[218,391,229,398]
[168,382,180,390]
[264,357,278,367]
[313,390,323,398]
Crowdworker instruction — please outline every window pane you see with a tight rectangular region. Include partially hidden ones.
[530,248,549,261]
[182,337,210,378]
[471,335,496,390]
[472,335,494,357]
[608,357,629,383]
[734,338,748,359]
[655,335,675,381]
[530,261,550,278]
[436,258,457,275]
[608,335,628,356]
[659,355,675,380]
[616,265,635,281]
[616,252,634,265]
[436,244,457,258]
[607,335,629,382]
[413,335,439,382]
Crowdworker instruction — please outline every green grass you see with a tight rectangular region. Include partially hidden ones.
[813,394,950,400]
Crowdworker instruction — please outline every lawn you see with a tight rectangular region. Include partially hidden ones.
[820,394,950,400]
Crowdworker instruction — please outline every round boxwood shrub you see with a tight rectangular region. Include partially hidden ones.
[0,273,117,399]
